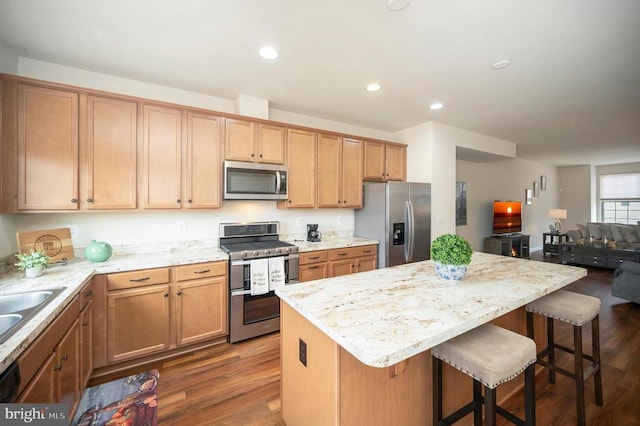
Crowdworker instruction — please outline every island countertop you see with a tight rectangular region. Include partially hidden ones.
[275,252,587,368]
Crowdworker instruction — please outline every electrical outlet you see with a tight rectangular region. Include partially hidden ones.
[436,215,442,224]
[296,217,302,226]
[337,215,342,225]
[299,338,307,367]
[177,221,186,232]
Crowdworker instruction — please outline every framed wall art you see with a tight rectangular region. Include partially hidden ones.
[526,189,532,205]
[541,175,547,191]
[533,181,540,197]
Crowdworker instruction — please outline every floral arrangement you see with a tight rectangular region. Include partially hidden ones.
[14,251,51,271]
[430,234,473,266]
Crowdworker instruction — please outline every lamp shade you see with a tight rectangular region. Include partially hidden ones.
[549,209,567,219]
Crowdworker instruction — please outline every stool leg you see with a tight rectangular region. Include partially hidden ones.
[592,315,604,406]
[433,357,443,425]
[524,363,536,426]
[547,317,556,384]
[484,386,496,426]
[473,379,483,425]
[574,325,586,426]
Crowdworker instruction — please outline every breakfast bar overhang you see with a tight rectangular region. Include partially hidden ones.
[276,252,587,425]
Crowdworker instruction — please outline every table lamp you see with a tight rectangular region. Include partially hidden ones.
[549,209,567,233]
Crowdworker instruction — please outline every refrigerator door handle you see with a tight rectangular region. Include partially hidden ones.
[405,200,415,262]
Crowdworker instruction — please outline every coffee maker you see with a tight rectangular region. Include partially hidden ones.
[307,224,322,242]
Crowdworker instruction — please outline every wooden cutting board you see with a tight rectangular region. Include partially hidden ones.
[16,228,74,263]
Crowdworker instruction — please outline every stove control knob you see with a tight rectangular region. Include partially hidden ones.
[275,248,282,254]
[264,249,271,256]
[252,250,259,257]
[241,251,248,259]
[286,247,292,254]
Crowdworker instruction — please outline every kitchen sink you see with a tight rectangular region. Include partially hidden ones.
[0,288,66,344]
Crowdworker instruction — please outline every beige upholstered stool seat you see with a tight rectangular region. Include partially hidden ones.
[432,323,537,425]
[525,290,600,325]
[432,323,536,389]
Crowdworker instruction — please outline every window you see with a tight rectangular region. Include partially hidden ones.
[600,173,640,225]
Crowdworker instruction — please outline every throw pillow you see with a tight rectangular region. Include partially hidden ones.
[600,224,614,241]
[610,224,625,242]
[586,222,603,239]
[620,225,640,244]
[576,223,588,238]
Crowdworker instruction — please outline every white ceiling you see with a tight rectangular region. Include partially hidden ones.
[1,0,639,166]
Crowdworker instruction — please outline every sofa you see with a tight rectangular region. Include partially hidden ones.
[613,261,640,303]
[566,222,640,250]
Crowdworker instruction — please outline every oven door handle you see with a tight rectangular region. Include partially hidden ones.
[231,289,280,296]
[231,253,298,266]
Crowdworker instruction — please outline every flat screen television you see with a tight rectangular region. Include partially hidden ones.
[492,200,522,235]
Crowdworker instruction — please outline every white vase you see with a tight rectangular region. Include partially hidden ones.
[434,262,467,281]
[25,267,44,278]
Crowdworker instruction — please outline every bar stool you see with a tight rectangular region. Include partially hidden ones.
[432,323,536,426]
[525,290,603,426]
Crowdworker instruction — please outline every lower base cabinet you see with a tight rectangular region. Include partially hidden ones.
[96,261,228,367]
[17,281,94,417]
[299,245,378,282]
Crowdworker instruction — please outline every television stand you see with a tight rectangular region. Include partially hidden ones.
[484,234,530,259]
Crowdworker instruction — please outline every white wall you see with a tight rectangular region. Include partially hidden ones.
[558,165,592,225]
[457,159,559,251]
[0,39,18,74]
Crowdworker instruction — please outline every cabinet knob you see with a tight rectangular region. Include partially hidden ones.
[188,199,192,203]
[259,154,263,158]
[71,198,77,203]
[338,200,341,203]
[164,293,169,297]
[176,199,181,203]
[82,321,89,327]
[87,197,93,203]
[54,365,62,372]
[60,354,68,362]
[177,291,182,296]
[288,200,292,204]
[251,153,255,157]
[343,200,347,204]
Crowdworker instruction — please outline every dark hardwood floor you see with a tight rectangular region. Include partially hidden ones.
[116,252,639,425]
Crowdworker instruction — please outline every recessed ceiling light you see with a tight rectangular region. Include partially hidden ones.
[429,102,444,110]
[366,83,382,92]
[387,0,411,11]
[259,46,279,60]
[492,59,511,70]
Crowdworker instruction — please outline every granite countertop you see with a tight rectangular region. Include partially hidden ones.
[275,252,587,368]
[0,236,372,374]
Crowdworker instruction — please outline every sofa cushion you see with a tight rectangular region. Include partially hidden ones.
[587,222,603,239]
[620,226,640,244]
[576,223,589,238]
[610,224,626,242]
[600,224,614,241]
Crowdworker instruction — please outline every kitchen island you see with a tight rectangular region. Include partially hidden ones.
[276,252,587,425]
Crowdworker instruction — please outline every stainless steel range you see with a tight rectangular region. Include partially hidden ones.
[219,221,299,343]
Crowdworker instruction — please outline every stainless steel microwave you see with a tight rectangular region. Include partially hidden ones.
[223,161,288,200]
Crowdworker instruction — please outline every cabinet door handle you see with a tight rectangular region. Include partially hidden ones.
[71,198,77,203]
[164,293,169,297]
[177,291,182,296]
[308,265,319,270]
[87,197,93,203]
[82,321,89,327]
[363,250,372,253]
[337,252,348,256]
[84,290,93,297]
[194,269,211,274]
[309,256,320,260]
[54,365,62,372]
[60,354,68,362]
[129,277,150,282]
[176,198,181,203]
[188,199,192,203]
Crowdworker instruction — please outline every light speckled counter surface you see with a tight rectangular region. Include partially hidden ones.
[0,246,228,374]
[291,236,378,252]
[276,252,587,368]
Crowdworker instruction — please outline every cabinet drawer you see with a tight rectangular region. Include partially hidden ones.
[175,261,227,281]
[299,263,329,282]
[299,250,329,265]
[330,245,377,260]
[107,268,170,291]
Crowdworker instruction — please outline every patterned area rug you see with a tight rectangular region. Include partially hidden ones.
[72,370,158,426]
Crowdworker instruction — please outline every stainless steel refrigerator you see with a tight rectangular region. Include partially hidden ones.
[354,181,431,268]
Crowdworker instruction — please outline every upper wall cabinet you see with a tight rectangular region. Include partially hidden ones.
[142,104,183,209]
[316,134,363,208]
[224,118,285,164]
[278,128,316,209]
[185,112,222,209]
[85,96,137,209]
[17,84,79,210]
[363,141,406,182]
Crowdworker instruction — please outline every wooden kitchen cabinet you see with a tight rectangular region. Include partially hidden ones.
[17,84,79,210]
[341,137,363,208]
[363,140,406,181]
[225,119,286,164]
[185,112,223,208]
[174,262,228,345]
[279,128,316,208]
[99,262,228,366]
[142,104,182,208]
[17,293,84,416]
[329,245,377,277]
[299,250,329,282]
[79,283,93,389]
[84,95,137,209]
